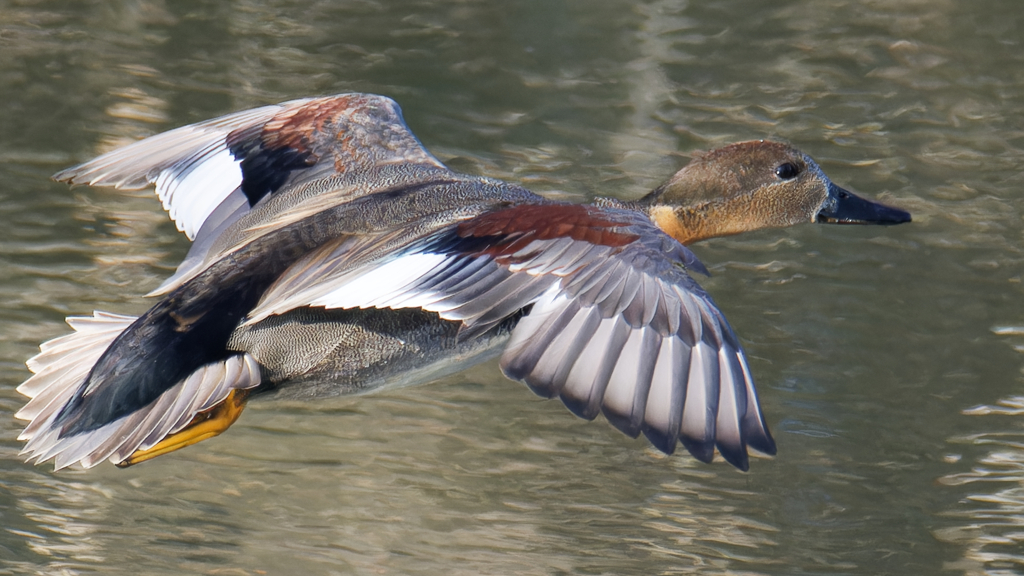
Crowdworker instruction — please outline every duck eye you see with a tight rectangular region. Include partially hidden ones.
[775,162,800,179]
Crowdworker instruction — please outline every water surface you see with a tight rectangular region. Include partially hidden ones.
[2,1,1023,574]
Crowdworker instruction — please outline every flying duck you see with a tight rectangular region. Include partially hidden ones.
[16,94,910,471]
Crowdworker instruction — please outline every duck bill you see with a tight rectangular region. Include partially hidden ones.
[816,183,912,225]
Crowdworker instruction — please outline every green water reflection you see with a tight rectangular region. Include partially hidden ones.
[1,1,1023,574]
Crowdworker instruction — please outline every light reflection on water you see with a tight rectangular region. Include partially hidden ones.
[1,0,1024,574]
[937,328,1024,575]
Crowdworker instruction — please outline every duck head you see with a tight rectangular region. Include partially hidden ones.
[638,141,911,245]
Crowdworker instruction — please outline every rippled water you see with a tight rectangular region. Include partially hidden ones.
[2,1,1023,574]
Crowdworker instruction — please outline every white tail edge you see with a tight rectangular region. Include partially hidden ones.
[16,311,261,470]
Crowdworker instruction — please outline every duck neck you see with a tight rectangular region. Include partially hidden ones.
[645,202,731,246]
[595,195,739,246]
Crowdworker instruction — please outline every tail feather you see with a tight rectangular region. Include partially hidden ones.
[142,363,212,447]
[17,312,135,434]
[17,311,261,470]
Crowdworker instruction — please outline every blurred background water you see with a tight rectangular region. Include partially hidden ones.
[1,1,1023,574]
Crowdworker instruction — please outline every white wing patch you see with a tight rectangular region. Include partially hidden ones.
[152,144,244,239]
[53,102,298,240]
[309,252,452,311]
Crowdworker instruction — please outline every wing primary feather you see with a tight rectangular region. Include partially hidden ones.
[519,305,603,399]
[736,350,776,456]
[714,346,749,470]
[601,327,660,438]
[560,315,632,420]
[679,341,719,463]
[500,294,581,397]
[642,337,688,454]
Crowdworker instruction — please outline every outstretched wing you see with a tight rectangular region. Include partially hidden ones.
[245,203,775,470]
[54,93,447,241]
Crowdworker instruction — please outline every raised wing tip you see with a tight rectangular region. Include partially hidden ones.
[51,166,76,183]
[51,161,154,190]
[51,165,101,186]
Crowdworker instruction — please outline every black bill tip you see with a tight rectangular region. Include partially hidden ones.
[817,184,911,225]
